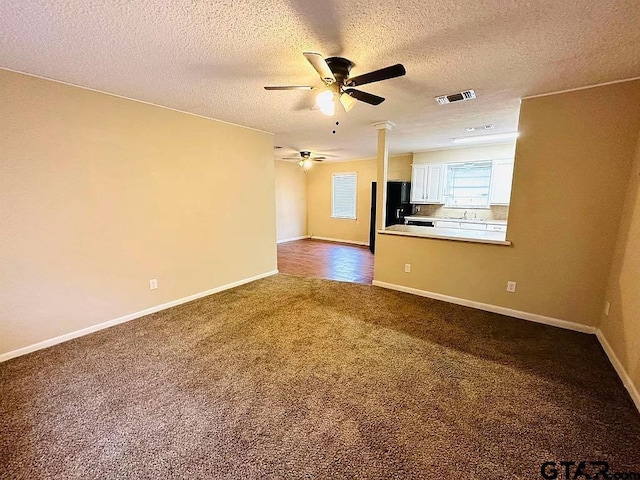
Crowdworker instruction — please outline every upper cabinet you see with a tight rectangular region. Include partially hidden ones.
[410,164,444,204]
[489,159,515,205]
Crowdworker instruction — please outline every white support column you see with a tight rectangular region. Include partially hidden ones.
[373,121,395,232]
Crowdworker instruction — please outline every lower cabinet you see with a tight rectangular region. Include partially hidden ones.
[434,221,507,232]
[460,222,487,231]
[435,221,460,228]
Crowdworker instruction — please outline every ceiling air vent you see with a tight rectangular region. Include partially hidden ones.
[435,89,476,105]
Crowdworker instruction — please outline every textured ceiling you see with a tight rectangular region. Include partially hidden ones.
[1,0,639,161]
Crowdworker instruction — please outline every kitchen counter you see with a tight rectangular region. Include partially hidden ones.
[404,215,507,225]
[379,224,511,245]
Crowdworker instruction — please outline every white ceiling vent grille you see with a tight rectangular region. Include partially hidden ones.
[435,90,476,105]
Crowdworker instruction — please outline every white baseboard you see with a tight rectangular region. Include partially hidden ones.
[0,270,279,363]
[596,329,640,413]
[277,235,310,244]
[372,280,596,334]
[310,236,369,247]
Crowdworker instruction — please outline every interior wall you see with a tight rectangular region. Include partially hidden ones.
[374,79,640,327]
[599,132,640,397]
[0,70,277,355]
[387,153,413,181]
[413,143,515,165]
[274,160,307,242]
[306,157,376,244]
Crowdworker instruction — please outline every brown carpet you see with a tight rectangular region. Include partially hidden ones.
[1,274,639,479]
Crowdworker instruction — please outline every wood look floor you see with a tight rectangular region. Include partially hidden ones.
[277,239,374,284]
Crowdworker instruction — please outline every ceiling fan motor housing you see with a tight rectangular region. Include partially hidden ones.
[325,57,354,84]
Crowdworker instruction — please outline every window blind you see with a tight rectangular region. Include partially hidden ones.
[443,161,492,207]
[331,173,357,219]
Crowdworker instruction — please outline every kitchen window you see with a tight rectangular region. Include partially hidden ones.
[331,172,357,219]
[443,161,492,208]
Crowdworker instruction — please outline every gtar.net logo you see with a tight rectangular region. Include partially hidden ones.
[540,461,640,479]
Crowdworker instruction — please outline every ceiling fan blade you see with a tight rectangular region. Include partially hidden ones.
[345,88,385,106]
[347,64,406,87]
[339,92,357,112]
[311,157,327,161]
[303,52,336,84]
[264,86,314,90]
[282,156,303,160]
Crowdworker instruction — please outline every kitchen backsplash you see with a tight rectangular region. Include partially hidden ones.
[413,204,509,221]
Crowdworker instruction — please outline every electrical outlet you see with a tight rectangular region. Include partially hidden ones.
[604,301,610,316]
[404,264,411,273]
[149,279,158,290]
[506,281,516,293]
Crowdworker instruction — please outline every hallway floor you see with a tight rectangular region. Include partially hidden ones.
[277,239,374,284]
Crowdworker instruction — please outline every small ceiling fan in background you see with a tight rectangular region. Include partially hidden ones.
[282,150,327,169]
[265,52,406,115]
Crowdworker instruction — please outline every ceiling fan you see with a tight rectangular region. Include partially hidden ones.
[265,52,406,115]
[282,150,327,168]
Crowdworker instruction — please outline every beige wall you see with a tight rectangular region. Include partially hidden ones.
[599,132,640,396]
[387,153,413,181]
[307,158,376,244]
[0,70,277,355]
[413,143,516,165]
[274,161,307,242]
[374,80,640,328]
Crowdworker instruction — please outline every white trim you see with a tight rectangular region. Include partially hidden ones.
[372,280,595,334]
[277,235,310,244]
[373,121,395,131]
[0,270,279,363]
[522,76,640,100]
[596,330,640,413]
[0,67,273,135]
[310,236,369,247]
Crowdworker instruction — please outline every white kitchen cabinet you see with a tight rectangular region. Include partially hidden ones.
[460,222,487,231]
[411,164,444,204]
[410,165,427,203]
[435,220,460,228]
[489,159,514,205]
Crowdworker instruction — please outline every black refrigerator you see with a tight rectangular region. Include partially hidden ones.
[386,181,412,227]
[369,181,412,253]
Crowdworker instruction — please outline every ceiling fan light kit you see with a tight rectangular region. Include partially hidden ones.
[339,92,357,112]
[298,159,313,169]
[316,90,336,116]
[265,52,406,115]
[283,151,328,169]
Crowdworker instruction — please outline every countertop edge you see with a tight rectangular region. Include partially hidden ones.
[378,229,512,246]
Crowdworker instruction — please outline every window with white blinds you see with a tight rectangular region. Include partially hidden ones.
[331,172,357,219]
[443,161,492,207]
